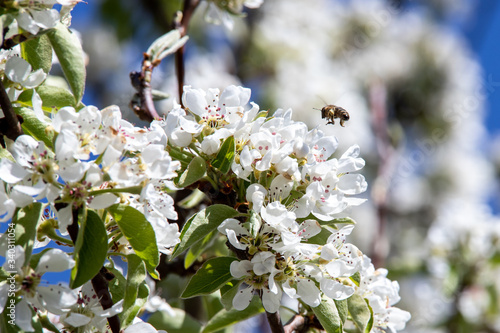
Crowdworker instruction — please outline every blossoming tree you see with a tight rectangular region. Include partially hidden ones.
[0,1,410,332]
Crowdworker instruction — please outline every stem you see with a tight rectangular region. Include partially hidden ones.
[0,79,23,147]
[266,310,285,333]
[88,185,143,197]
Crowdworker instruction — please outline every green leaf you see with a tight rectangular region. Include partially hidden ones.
[47,22,86,104]
[335,299,348,324]
[107,204,160,279]
[148,308,202,333]
[181,257,237,298]
[312,294,343,333]
[121,254,148,326]
[172,204,239,259]
[17,85,78,111]
[15,107,54,151]
[108,267,127,303]
[220,280,241,310]
[70,210,108,289]
[347,294,373,333]
[176,155,206,188]
[203,293,224,319]
[184,230,216,269]
[211,136,235,174]
[21,34,53,74]
[306,227,331,245]
[12,203,43,265]
[202,296,264,333]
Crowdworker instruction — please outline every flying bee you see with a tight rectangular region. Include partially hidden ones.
[314,104,350,127]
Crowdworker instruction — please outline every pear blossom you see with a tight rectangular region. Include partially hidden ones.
[60,282,124,332]
[0,246,77,331]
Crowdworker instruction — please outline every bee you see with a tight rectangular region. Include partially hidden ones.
[314,105,350,127]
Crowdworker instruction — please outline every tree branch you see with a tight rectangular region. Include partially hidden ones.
[266,310,284,333]
[174,0,200,106]
[0,79,23,147]
[283,314,307,333]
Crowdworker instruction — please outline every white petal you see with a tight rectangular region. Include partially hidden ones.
[5,56,31,84]
[230,260,252,279]
[16,11,39,34]
[36,248,75,274]
[15,299,34,331]
[0,281,8,313]
[0,159,28,183]
[297,279,321,307]
[320,279,354,300]
[36,285,78,313]
[63,313,92,327]
[88,193,118,209]
[30,89,46,122]
[24,69,46,89]
[30,9,59,29]
[232,285,254,311]
[261,287,282,313]
[124,321,160,333]
[338,174,367,195]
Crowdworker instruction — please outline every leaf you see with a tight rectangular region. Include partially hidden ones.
[120,254,148,326]
[15,107,54,151]
[148,308,202,333]
[312,294,343,333]
[181,257,237,298]
[184,230,216,269]
[306,227,331,245]
[107,204,160,279]
[202,296,264,333]
[347,294,374,333]
[17,85,78,111]
[21,34,53,74]
[176,155,206,188]
[335,299,348,324]
[47,22,86,104]
[70,210,108,289]
[220,280,241,310]
[203,293,224,319]
[108,267,127,303]
[13,203,43,265]
[171,204,239,259]
[211,136,235,174]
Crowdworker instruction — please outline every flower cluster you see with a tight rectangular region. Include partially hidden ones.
[0,104,181,252]
[161,85,410,329]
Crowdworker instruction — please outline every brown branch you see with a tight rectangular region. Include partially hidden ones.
[174,0,200,106]
[266,310,285,333]
[283,314,307,333]
[0,79,23,147]
[129,53,162,123]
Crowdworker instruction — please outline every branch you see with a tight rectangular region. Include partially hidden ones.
[0,79,23,147]
[283,314,306,333]
[129,53,162,123]
[174,0,200,105]
[266,310,284,333]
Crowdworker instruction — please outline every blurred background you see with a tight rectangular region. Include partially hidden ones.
[67,0,500,332]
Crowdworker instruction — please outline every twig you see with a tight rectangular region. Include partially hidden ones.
[129,54,162,122]
[283,314,307,333]
[173,0,200,105]
[0,80,23,147]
